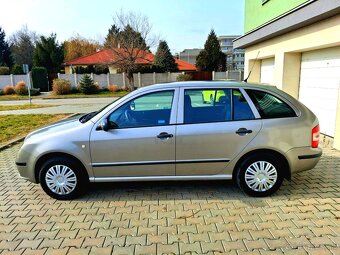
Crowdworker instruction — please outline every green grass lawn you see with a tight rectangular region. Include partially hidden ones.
[0,91,129,100]
[0,104,55,111]
[0,94,42,101]
[0,114,69,145]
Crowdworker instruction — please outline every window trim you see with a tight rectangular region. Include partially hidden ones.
[245,89,299,119]
[178,87,260,125]
[104,89,178,130]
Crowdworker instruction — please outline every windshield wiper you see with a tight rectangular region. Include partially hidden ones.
[79,111,97,123]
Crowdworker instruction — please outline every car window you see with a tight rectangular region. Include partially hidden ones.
[246,89,297,119]
[184,89,232,124]
[232,89,255,120]
[108,90,174,128]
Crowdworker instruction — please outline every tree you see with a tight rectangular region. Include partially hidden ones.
[154,40,178,72]
[106,10,157,90]
[78,74,98,94]
[0,27,12,67]
[104,24,120,48]
[33,34,64,75]
[64,35,101,61]
[196,29,226,71]
[10,26,37,68]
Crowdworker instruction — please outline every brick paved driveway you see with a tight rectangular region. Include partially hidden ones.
[0,144,339,255]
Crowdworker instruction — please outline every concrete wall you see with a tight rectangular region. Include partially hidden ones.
[0,74,30,89]
[244,15,340,149]
[1,71,245,91]
[213,71,244,81]
[244,15,340,91]
[245,0,309,32]
[57,72,182,89]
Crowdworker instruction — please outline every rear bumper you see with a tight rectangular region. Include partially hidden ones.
[286,147,322,174]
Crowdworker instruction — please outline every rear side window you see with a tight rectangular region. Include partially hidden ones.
[232,89,255,120]
[183,89,255,124]
[184,89,232,124]
[246,90,297,119]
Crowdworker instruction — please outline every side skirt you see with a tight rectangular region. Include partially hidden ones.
[89,174,233,183]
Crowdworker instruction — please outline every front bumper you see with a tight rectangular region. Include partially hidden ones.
[15,147,37,183]
[286,147,322,174]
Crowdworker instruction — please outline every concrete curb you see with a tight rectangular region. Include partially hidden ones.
[0,113,80,152]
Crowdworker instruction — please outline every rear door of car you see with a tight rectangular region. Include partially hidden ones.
[175,86,262,176]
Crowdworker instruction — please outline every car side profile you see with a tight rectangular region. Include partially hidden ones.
[16,81,322,199]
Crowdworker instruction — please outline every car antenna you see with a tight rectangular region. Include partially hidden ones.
[243,51,260,83]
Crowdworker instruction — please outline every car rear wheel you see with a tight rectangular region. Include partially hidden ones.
[236,153,283,197]
[39,157,88,200]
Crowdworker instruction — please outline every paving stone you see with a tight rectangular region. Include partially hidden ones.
[44,248,69,255]
[179,242,202,254]
[89,246,112,255]
[157,243,179,255]
[201,240,225,253]
[68,247,91,255]
[0,144,339,254]
[147,234,167,245]
[135,244,157,255]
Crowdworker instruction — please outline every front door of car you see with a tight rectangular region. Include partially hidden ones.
[176,88,262,175]
[90,89,178,178]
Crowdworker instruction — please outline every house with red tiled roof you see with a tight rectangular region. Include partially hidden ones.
[64,48,196,74]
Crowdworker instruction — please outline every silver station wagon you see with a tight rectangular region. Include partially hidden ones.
[16,82,322,199]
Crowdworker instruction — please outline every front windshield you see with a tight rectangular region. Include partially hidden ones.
[79,92,131,123]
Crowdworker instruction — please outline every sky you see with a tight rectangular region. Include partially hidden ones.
[0,0,245,53]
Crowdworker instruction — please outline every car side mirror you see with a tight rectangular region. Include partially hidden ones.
[108,121,119,129]
[98,119,109,131]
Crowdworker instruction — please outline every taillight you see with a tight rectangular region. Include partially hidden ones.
[312,125,320,148]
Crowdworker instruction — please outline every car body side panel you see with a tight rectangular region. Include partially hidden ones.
[223,116,321,176]
[89,125,176,177]
[175,120,263,175]
[16,121,94,183]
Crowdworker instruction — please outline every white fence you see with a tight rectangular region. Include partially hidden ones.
[57,72,182,89]
[213,71,244,81]
[0,71,244,90]
[0,74,30,89]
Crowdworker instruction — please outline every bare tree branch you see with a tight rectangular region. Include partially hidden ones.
[106,10,157,90]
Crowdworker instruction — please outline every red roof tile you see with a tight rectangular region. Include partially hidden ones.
[64,48,196,71]
[175,58,196,71]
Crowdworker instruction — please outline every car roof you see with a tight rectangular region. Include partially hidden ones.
[136,81,279,93]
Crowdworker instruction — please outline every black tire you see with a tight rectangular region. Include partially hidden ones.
[39,157,88,200]
[236,152,283,197]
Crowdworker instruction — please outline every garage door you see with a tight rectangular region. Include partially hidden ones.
[299,47,340,137]
[260,58,275,84]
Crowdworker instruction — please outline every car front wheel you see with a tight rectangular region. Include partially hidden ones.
[39,157,88,200]
[236,153,284,197]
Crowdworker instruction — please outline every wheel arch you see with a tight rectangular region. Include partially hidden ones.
[232,149,291,181]
[34,152,89,184]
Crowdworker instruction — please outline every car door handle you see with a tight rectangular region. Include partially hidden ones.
[236,128,253,135]
[157,132,174,139]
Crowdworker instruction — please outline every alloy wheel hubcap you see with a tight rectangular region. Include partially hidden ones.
[245,161,277,192]
[45,165,77,195]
